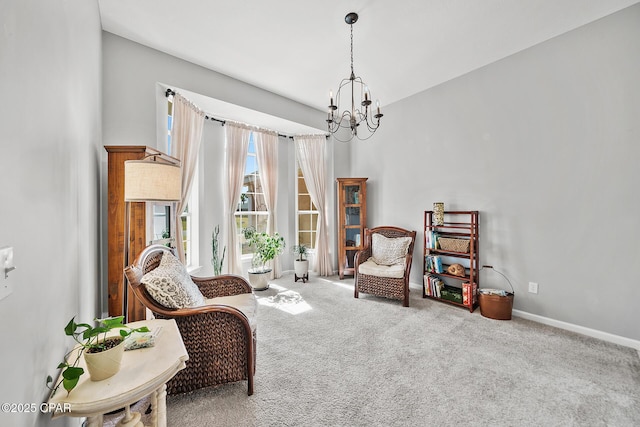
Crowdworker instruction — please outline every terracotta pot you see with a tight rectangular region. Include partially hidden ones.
[84,337,125,381]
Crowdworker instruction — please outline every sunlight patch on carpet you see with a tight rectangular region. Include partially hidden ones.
[257,286,312,315]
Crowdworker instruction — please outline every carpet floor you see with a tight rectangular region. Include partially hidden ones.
[157,274,640,426]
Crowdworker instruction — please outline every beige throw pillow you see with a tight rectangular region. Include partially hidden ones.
[371,234,412,266]
[141,251,206,309]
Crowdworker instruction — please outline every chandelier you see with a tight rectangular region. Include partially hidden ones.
[327,12,382,142]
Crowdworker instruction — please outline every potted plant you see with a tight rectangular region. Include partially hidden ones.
[46,316,149,396]
[242,226,285,290]
[211,224,226,275]
[292,244,309,283]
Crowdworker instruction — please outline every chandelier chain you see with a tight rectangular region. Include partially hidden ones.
[350,23,354,77]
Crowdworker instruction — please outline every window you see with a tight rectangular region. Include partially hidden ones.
[181,204,192,265]
[296,166,318,249]
[235,133,268,255]
[180,169,199,269]
[167,96,173,154]
[152,204,171,244]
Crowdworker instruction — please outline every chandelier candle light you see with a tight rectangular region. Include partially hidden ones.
[327,12,383,142]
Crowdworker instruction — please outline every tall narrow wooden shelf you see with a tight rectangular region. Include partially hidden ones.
[105,145,167,322]
[423,210,479,312]
[336,178,367,279]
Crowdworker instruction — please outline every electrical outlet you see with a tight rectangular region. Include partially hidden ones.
[0,282,11,301]
[528,282,539,294]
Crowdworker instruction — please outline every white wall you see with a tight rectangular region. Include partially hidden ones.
[350,5,640,341]
[0,1,102,426]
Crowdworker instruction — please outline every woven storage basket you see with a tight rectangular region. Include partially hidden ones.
[439,237,470,253]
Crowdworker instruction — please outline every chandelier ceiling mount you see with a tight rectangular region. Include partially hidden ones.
[327,12,382,142]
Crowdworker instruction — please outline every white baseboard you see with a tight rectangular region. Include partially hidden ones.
[512,309,640,351]
[409,281,639,351]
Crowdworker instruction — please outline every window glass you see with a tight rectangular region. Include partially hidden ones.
[235,133,268,255]
[296,167,318,250]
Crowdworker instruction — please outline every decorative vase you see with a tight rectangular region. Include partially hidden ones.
[84,337,125,381]
[248,269,272,291]
[433,202,445,226]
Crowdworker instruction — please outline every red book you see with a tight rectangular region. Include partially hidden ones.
[462,282,478,305]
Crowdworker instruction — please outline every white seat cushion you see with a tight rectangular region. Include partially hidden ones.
[358,259,405,279]
[204,293,258,332]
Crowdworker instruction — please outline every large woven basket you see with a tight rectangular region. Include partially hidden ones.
[439,237,470,253]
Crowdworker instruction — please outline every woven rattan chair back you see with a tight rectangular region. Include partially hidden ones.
[354,226,416,307]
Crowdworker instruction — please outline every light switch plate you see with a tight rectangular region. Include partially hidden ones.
[0,246,14,300]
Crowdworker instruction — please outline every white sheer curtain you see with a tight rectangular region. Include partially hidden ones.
[254,130,281,278]
[171,93,205,263]
[294,134,333,276]
[224,122,251,274]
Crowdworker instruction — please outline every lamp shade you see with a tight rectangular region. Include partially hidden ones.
[124,160,181,202]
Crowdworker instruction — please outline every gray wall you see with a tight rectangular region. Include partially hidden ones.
[350,5,640,341]
[0,1,102,426]
[102,33,335,282]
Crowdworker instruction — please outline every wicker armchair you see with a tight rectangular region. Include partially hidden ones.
[354,226,416,307]
[124,245,256,396]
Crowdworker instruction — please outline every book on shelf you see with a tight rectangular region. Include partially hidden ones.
[425,255,444,273]
[426,231,440,250]
[424,274,444,298]
[462,282,478,305]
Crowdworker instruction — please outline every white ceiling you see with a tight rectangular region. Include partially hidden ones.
[99,0,638,118]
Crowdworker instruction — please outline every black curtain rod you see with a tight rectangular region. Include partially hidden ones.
[165,88,289,138]
[165,88,326,140]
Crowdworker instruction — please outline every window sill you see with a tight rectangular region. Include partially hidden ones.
[187,265,202,275]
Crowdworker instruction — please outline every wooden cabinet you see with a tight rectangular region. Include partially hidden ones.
[336,178,367,279]
[423,210,479,312]
[105,145,166,322]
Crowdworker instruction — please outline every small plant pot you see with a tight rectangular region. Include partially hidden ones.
[248,269,272,291]
[84,337,125,381]
[294,260,309,277]
[294,260,309,283]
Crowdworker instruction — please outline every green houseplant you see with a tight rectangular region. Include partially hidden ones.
[47,316,149,396]
[291,244,309,262]
[211,224,226,275]
[242,226,286,272]
[292,244,310,282]
[242,226,285,290]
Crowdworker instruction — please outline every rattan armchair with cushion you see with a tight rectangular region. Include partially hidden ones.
[354,226,417,307]
[124,244,256,395]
